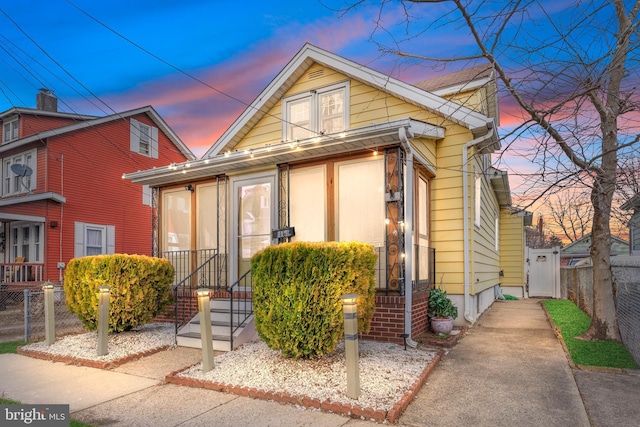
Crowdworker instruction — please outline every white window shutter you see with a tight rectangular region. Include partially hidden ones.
[150,126,159,159]
[107,225,115,254]
[130,119,140,153]
[142,185,152,206]
[74,222,85,257]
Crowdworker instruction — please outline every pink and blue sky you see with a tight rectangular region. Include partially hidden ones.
[1,0,636,238]
[0,1,459,155]
[1,1,520,155]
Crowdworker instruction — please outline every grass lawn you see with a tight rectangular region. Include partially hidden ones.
[0,343,93,427]
[543,299,638,369]
[0,340,25,354]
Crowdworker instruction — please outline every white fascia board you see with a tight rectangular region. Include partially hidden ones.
[303,46,493,132]
[0,106,195,160]
[431,77,492,97]
[127,118,420,185]
[0,192,66,207]
[203,43,492,158]
[0,107,96,121]
[0,213,46,222]
[203,46,318,158]
[408,120,444,140]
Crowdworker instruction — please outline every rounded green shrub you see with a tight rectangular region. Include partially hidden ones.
[251,241,376,359]
[64,254,175,332]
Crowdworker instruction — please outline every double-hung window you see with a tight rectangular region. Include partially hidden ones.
[283,82,348,141]
[74,222,115,257]
[130,118,158,158]
[1,149,37,196]
[3,118,18,143]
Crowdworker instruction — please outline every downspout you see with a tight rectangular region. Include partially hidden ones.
[461,131,494,324]
[399,127,417,348]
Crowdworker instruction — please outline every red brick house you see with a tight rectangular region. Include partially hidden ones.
[0,89,194,288]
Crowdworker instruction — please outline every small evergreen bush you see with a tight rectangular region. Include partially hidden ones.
[64,254,174,332]
[251,241,376,359]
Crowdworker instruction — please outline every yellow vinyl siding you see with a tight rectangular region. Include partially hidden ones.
[233,61,442,165]
[471,158,501,295]
[444,90,488,116]
[411,137,437,170]
[430,129,474,296]
[225,58,510,304]
[499,209,525,288]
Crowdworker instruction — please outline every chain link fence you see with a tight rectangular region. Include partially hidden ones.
[0,284,86,343]
[561,260,640,367]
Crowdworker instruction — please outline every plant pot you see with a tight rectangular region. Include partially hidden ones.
[430,317,454,335]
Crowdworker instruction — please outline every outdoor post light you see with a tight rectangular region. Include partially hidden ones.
[42,284,55,346]
[97,286,110,356]
[341,293,360,399]
[196,288,215,372]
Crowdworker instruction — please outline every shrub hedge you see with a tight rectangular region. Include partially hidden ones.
[251,241,377,359]
[64,254,174,332]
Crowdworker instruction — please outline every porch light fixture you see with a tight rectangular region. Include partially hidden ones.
[340,293,360,399]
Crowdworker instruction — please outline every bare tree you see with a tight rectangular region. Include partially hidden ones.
[343,0,640,341]
[547,189,593,243]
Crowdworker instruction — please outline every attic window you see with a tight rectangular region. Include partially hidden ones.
[282,82,349,141]
[130,118,158,159]
[3,118,18,143]
[308,70,324,79]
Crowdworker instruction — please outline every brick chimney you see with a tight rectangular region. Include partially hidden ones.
[36,88,58,112]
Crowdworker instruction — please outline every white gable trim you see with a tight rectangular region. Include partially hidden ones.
[0,106,195,160]
[204,43,494,158]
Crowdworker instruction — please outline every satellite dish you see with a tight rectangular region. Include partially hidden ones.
[10,164,33,176]
[10,164,33,193]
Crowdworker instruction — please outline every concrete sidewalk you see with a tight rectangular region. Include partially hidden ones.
[1,299,638,426]
[401,299,640,427]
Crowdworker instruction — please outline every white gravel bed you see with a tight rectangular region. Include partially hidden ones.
[178,340,437,411]
[20,324,438,411]
[21,323,175,362]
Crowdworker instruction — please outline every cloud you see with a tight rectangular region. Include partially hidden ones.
[102,10,379,157]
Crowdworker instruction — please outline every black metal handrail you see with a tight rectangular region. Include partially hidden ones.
[165,250,220,337]
[229,270,253,351]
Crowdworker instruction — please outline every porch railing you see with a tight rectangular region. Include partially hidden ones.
[160,249,221,287]
[1,263,44,284]
[159,249,224,334]
[229,270,254,351]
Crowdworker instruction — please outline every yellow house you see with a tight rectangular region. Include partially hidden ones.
[125,44,527,350]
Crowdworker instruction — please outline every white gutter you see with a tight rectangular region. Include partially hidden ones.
[399,127,417,348]
[461,131,495,324]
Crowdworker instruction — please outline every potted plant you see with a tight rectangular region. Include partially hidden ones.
[428,287,458,335]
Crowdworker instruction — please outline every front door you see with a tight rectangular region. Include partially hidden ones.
[231,173,276,281]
